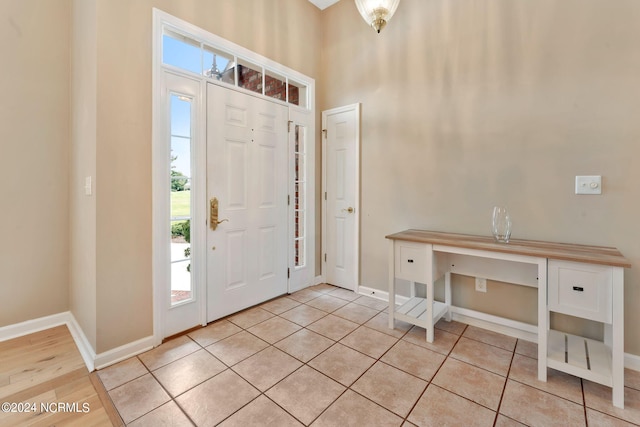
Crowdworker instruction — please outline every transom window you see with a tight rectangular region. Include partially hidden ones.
[162,29,308,109]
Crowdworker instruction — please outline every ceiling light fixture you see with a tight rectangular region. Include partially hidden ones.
[355,0,400,33]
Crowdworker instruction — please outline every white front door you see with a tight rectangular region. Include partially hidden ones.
[206,83,289,322]
[322,104,360,291]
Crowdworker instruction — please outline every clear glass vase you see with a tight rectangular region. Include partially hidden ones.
[491,206,512,243]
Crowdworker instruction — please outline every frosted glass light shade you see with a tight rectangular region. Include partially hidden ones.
[355,0,400,33]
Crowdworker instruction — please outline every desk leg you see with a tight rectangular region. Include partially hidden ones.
[537,259,548,382]
[426,245,434,343]
[388,239,395,330]
[444,272,452,322]
[612,267,624,409]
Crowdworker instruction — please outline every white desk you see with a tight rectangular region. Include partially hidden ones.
[386,229,631,408]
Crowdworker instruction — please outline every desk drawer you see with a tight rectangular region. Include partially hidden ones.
[548,260,612,323]
[394,241,429,283]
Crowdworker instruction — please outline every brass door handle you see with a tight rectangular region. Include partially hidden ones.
[342,207,355,213]
[210,197,229,230]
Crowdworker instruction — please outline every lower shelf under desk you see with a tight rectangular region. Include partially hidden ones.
[547,329,613,387]
[394,297,448,329]
[386,230,630,409]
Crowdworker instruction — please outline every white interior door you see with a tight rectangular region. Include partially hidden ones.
[207,83,288,322]
[323,104,360,291]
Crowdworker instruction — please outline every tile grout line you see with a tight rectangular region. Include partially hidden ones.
[219,289,357,426]
[138,335,203,426]
[271,302,388,424]
[100,285,640,426]
[581,378,589,427]
[165,308,307,425]
[225,291,408,425]
[147,363,198,426]
[105,301,463,425]
[400,323,469,425]
[368,323,434,423]
[219,291,376,425]
[491,337,517,426]
[299,305,416,425]
[112,291,457,425]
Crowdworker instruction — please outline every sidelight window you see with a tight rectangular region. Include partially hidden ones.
[170,94,193,305]
[294,124,307,267]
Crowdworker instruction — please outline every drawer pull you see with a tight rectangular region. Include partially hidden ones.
[407,259,414,263]
[573,286,584,292]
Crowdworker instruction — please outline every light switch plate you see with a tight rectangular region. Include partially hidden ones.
[575,175,601,195]
[84,176,92,196]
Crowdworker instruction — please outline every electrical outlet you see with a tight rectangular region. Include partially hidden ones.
[475,277,487,293]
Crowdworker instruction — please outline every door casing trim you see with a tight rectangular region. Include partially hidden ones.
[152,9,316,346]
[321,103,361,291]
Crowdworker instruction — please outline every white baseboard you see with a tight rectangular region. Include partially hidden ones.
[449,309,640,372]
[449,306,538,343]
[3,302,638,373]
[626,352,640,372]
[0,312,96,372]
[94,335,155,370]
[0,312,70,342]
[357,285,409,305]
[0,312,154,372]
[450,308,640,371]
[314,275,326,286]
[358,289,640,372]
[65,314,97,372]
[356,285,387,301]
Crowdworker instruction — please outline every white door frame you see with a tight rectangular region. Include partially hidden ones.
[152,9,316,345]
[321,103,361,291]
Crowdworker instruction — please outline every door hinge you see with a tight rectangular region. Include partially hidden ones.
[288,194,290,205]
[324,191,327,200]
[287,268,290,278]
[288,120,293,132]
[322,129,327,138]
[324,253,327,262]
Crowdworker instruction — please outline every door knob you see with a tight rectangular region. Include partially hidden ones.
[342,207,355,213]
[210,197,229,230]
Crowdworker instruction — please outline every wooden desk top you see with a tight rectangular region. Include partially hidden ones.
[385,229,631,268]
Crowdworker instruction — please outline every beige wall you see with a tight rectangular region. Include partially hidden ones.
[92,0,321,352]
[70,0,97,349]
[1,0,320,353]
[320,0,640,355]
[5,0,639,360]
[0,0,70,326]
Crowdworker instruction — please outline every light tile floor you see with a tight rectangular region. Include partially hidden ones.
[98,284,640,426]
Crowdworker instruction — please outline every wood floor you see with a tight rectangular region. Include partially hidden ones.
[0,325,121,426]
